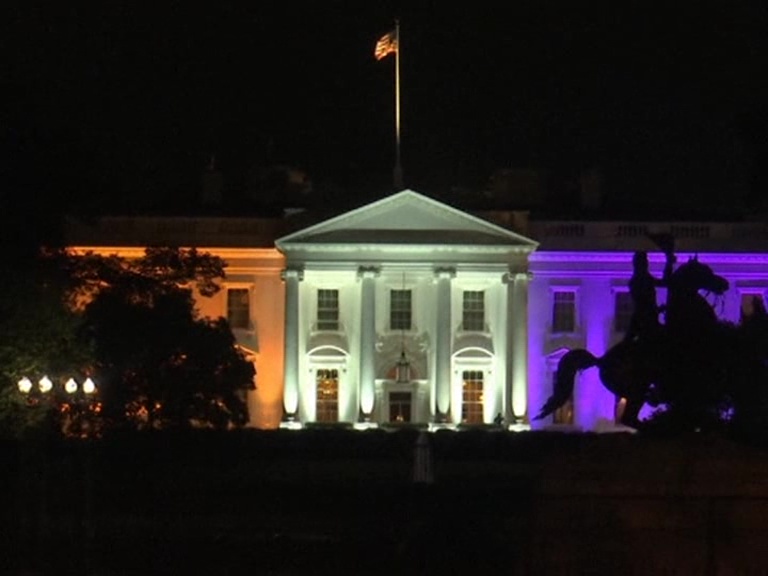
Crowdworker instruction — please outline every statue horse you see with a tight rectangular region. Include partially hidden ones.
[535,257,730,427]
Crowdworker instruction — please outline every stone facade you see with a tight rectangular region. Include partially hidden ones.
[67,190,768,430]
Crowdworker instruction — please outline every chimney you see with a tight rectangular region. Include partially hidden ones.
[201,155,223,207]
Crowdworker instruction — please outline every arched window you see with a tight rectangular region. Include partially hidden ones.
[227,288,251,329]
[454,343,494,426]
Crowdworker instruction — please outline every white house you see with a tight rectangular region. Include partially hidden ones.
[67,189,768,431]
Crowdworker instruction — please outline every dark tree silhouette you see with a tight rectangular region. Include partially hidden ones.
[0,245,91,435]
[75,248,255,430]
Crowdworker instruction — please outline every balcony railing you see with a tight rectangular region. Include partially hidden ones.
[530,220,768,250]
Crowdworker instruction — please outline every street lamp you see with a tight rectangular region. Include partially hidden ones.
[17,375,100,438]
[65,378,77,394]
[16,374,99,571]
[82,378,96,394]
[17,376,60,397]
[38,376,53,394]
[17,375,97,397]
[64,377,96,396]
[17,376,33,394]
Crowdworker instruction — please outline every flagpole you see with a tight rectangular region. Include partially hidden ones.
[393,19,403,190]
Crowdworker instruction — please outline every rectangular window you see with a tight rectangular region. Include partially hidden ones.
[552,291,576,333]
[390,289,412,331]
[462,291,485,332]
[315,369,339,422]
[317,289,339,331]
[741,292,766,322]
[614,291,633,333]
[227,288,250,329]
[461,370,484,424]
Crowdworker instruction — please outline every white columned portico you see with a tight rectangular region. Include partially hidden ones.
[434,267,455,422]
[358,266,379,420]
[506,271,531,424]
[274,189,540,428]
[282,268,303,420]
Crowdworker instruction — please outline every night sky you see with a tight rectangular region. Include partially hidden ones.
[2,1,766,218]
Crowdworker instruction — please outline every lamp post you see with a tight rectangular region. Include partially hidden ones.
[62,377,99,439]
[17,375,99,437]
[17,375,54,396]
[16,375,99,573]
[18,375,97,399]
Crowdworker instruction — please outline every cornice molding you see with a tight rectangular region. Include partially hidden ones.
[531,251,768,265]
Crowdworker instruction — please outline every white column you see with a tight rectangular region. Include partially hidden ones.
[506,271,531,424]
[282,268,303,420]
[434,267,455,422]
[358,266,379,419]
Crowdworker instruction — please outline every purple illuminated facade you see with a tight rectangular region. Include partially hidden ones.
[525,216,768,430]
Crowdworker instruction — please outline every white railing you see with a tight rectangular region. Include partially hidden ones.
[530,220,768,249]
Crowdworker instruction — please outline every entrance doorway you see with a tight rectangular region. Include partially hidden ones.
[461,370,484,424]
[388,391,412,423]
[315,368,339,422]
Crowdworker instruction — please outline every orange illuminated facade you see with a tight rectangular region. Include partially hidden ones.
[67,242,287,429]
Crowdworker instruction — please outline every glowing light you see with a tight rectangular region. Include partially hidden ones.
[65,378,78,394]
[83,378,96,394]
[395,351,411,383]
[17,377,33,394]
[38,376,53,394]
[353,421,379,430]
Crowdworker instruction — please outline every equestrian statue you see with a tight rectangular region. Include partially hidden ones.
[535,234,732,428]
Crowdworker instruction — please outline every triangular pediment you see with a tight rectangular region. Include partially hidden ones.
[276,189,538,251]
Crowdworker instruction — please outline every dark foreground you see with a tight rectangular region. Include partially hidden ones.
[4,428,768,575]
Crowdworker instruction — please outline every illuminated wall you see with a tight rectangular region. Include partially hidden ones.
[69,201,768,432]
[71,246,286,429]
[275,190,538,427]
[528,251,768,430]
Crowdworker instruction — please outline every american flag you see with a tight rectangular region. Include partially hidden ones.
[374,30,397,60]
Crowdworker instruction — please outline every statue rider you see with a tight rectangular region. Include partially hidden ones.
[625,234,676,344]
